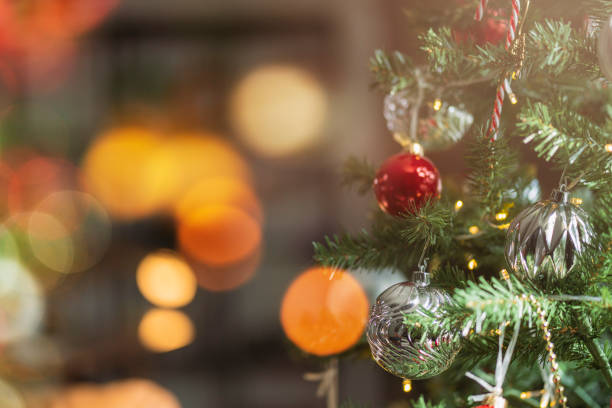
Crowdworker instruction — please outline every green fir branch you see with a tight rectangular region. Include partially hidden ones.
[467,133,518,216]
[342,156,377,195]
[313,201,454,271]
[370,50,415,93]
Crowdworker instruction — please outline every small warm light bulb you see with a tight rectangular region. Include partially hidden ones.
[570,197,583,205]
[433,99,442,111]
[606,143,612,153]
[467,259,478,270]
[520,391,530,399]
[509,93,518,104]
[402,379,412,393]
[501,269,510,280]
[454,200,463,210]
[468,225,480,235]
[495,211,508,221]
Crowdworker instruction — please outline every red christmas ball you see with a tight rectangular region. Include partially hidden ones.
[453,8,508,46]
[373,153,441,216]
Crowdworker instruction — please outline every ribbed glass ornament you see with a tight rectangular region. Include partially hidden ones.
[598,15,612,82]
[366,270,460,379]
[505,189,594,282]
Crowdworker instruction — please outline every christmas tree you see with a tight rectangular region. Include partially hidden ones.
[284,0,612,406]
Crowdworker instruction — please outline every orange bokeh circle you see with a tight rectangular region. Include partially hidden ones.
[175,177,262,222]
[177,205,261,267]
[280,267,369,356]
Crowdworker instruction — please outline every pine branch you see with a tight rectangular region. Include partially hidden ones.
[313,201,454,271]
[342,156,376,195]
[516,101,612,193]
[466,133,518,216]
[576,312,612,390]
[370,50,415,93]
[523,21,599,78]
[408,396,447,408]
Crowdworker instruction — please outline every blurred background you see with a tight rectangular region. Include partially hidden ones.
[0,1,560,407]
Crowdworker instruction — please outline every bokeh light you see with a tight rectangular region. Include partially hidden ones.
[0,378,25,408]
[175,177,262,222]
[191,248,261,292]
[138,309,195,353]
[0,258,45,344]
[50,379,181,408]
[280,267,369,356]
[137,251,197,308]
[230,65,328,157]
[33,191,111,273]
[0,335,64,380]
[154,133,252,205]
[8,157,78,217]
[81,127,173,220]
[177,205,261,267]
[27,211,74,273]
[28,0,121,39]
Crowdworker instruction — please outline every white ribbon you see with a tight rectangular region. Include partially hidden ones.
[304,358,338,408]
[466,302,523,408]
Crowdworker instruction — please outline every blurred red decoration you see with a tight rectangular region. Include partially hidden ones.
[8,157,78,217]
[453,8,508,46]
[28,0,120,39]
[0,0,119,93]
[373,152,441,216]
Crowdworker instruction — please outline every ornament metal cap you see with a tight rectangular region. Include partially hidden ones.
[412,261,431,287]
[550,188,569,203]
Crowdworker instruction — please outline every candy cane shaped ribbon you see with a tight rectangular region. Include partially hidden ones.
[505,0,521,49]
[488,78,514,141]
[474,0,489,21]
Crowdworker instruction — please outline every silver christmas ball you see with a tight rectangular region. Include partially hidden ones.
[598,16,612,81]
[505,189,594,282]
[366,270,460,379]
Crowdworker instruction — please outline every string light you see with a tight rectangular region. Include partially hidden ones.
[495,211,508,221]
[605,144,612,153]
[402,379,412,393]
[500,269,510,280]
[509,93,518,104]
[454,200,464,211]
[468,225,480,235]
[570,197,583,205]
[433,99,442,111]
[467,258,478,270]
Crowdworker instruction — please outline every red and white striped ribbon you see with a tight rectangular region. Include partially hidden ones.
[488,78,514,141]
[505,0,521,49]
[474,0,489,21]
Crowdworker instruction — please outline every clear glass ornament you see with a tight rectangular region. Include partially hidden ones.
[383,90,473,151]
[417,103,473,150]
[384,89,414,135]
[598,16,612,81]
[366,267,460,379]
[505,189,594,282]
